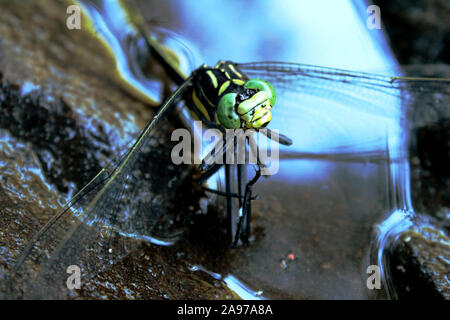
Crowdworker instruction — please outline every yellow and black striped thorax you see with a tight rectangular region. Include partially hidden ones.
[188,61,248,124]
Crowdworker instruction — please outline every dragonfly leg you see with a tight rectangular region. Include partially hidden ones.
[198,161,247,245]
[198,163,254,199]
[197,135,260,247]
[225,164,235,245]
[202,187,248,199]
[237,163,245,210]
[232,166,261,248]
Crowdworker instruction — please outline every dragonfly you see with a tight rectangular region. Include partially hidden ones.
[5,2,450,300]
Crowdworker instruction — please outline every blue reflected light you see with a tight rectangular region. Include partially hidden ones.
[77,0,163,104]
[20,81,40,96]
[117,231,176,246]
[176,0,397,71]
[223,275,266,300]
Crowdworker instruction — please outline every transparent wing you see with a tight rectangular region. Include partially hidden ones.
[236,62,450,161]
[7,80,194,299]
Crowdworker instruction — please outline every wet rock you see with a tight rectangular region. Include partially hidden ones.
[0,0,235,299]
[407,64,450,219]
[77,243,237,300]
[394,67,450,299]
[372,0,450,299]
[386,222,450,299]
[411,118,449,217]
[374,0,449,64]
[403,67,449,311]
[401,65,449,300]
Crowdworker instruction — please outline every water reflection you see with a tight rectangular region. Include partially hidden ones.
[188,264,266,299]
[173,0,397,71]
[374,209,414,298]
[79,0,163,103]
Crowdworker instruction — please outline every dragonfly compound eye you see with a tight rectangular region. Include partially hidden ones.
[217,92,241,129]
[244,79,276,107]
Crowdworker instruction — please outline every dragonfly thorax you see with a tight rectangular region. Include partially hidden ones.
[190,61,276,130]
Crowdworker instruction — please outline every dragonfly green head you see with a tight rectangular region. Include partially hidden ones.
[217,79,276,129]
